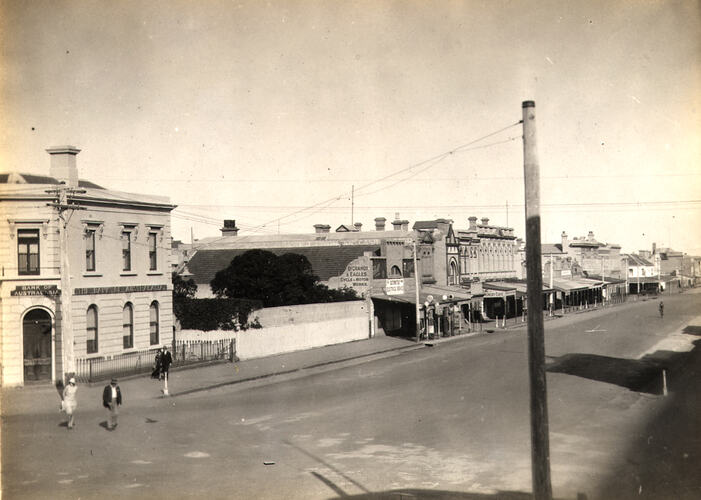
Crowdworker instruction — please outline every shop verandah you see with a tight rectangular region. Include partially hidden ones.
[371,285,483,339]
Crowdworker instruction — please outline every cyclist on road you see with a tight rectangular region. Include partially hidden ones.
[659,301,664,318]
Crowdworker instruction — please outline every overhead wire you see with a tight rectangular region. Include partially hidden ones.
[247,120,523,233]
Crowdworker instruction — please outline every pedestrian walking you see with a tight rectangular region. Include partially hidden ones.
[659,301,664,318]
[160,345,173,376]
[62,377,78,429]
[151,348,162,380]
[102,377,122,430]
[160,345,173,396]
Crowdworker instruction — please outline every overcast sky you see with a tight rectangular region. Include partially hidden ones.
[1,0,699,254]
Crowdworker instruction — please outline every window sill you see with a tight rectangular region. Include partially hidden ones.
[147,272,163,276]
[120,272,138,277]
[83,273,103,278]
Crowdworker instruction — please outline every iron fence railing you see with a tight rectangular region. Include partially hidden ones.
[75,338,236,383]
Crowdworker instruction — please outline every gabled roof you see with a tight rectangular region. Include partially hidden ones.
[194,229,413,249]
[625,254,653,266]
[541,244,564,255]
[186,245,381,285]
[413,219,452,230]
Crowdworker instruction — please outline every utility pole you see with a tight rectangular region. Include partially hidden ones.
[413,239,421,343]
[521,100,553,500]
[601,256,605,305]
[47,186,85,382]
[351,185,354,226]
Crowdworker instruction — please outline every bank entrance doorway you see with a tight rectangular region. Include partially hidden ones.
[23,309,52,382]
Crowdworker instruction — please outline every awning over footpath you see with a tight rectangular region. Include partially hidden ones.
[550,277,590,292]
[585,274,627,285]
[483,280,553,298]
[371,284,473,305]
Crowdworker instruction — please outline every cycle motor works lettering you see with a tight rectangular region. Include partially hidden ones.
[331,256,371,294]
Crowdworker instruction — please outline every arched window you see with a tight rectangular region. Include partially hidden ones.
[449,259,458,285]
[149,301,159,346]
[122,303,134,349]
[390,265,402,277]
[86,305,98,354]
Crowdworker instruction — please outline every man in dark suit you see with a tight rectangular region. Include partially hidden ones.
[160,345,173,396]
[102,377,122,430]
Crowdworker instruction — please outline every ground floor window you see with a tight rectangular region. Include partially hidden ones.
[86,305,98,353]
[149,301,159,345]
[123,303,134,349]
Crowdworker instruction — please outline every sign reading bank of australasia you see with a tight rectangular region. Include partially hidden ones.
[11,285,61,296]
[327,256,371,295]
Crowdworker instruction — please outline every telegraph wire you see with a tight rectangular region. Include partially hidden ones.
[247,120,523,233]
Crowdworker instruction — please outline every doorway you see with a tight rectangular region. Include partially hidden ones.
[23,309,52,382]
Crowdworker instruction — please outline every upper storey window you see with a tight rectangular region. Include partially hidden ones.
[18,229,40,275]
[121,231,132,271]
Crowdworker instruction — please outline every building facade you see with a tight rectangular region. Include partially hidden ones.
[1,147,175,386]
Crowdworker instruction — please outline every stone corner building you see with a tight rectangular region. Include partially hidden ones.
[0,146,176,386]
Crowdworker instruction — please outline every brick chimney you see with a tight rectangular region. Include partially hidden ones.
[468,216,478,230]
[481,217,490,226]
[652,242,657,254]
[314,224,331,234]
[587,231,595,241]
[353,222,362,231]
[561,231,568,251]
[391,212,409,231]
[392,213,403,230]
[220,219,239,236]
[374,217,386,231]
[47,146,81,187]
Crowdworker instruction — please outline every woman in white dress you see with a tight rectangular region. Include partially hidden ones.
[62,377,78,429]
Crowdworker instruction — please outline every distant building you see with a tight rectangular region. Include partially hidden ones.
[624,253,659,294]
[1,146,175,386]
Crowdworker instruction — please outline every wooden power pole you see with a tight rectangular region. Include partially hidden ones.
[522,100,553,500]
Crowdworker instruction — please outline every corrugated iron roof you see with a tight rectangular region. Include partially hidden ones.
[186,245,381,285]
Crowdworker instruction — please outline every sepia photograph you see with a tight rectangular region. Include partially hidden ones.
[1,1,700,499]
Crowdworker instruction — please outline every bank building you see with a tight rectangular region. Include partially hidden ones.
[1,146,175,386]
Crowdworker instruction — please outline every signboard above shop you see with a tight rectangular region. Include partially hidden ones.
[385,278,404,295]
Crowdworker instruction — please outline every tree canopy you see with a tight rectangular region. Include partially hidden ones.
[210,249,359,307]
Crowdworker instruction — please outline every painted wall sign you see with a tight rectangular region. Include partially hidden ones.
[74,284,168,295]
[328,256,371,295]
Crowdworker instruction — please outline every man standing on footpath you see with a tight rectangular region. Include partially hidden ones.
[161,345,173,396]
[102,377,122,430]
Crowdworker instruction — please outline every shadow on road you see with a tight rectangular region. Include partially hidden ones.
[546,344,697,395]
[592,335,701,499]
[326,489,575,499]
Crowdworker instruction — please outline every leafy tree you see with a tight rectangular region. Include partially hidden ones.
[210,249,359,306]
[172,272,197,300]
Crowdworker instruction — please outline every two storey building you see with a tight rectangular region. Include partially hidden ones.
[1,146,175,386]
